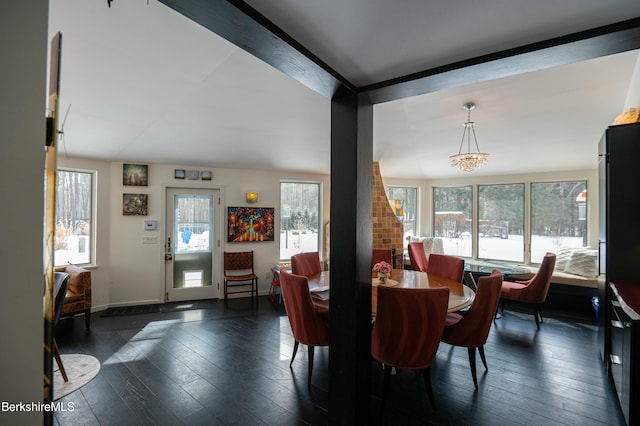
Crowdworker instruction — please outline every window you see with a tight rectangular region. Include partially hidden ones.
[433,186,472,257]
[478,183,524,262]
[386,186,417,249]
[54,170,94,266]
[280,182,321,260]
[531,181,587,262]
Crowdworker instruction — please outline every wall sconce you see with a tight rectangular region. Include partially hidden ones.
[246,191,258,203]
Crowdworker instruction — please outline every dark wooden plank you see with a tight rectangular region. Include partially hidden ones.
[54,298,626,425]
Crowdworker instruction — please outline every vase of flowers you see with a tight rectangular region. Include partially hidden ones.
[373,261,392,284]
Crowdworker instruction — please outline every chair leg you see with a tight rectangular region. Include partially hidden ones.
[467,347,478,390]
[307,345,315,388]
[382,364,392,403]
[84,308,91,330]
[421,367,436,411]
[534,304,541,329]
[500,299,505,314]
[53,339,68,383]
[478,345,488,370]
[290,340,299,367]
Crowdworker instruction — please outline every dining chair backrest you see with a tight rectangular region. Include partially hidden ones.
[504,252,556,304]
[372,248,393,268]
[223,251,255,273]
[54,272,70,325]
[427,253,465,282]
[442,270,503,348]
[279,268,329,346]
[407,242,429,272]
[291,252,322,276]
[372,286,449,369]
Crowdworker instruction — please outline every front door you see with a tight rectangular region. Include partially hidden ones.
[165,187,220,302]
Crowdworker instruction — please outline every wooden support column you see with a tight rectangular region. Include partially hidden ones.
[329,93,373,424]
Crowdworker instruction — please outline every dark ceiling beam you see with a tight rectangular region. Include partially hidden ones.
[362,17,640,104]
[158,0,357,99]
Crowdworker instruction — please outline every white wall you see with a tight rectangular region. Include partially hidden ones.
[58,157,331,307]
[0,2,48,424]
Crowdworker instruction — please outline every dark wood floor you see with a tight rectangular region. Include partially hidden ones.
[53,297,625,425]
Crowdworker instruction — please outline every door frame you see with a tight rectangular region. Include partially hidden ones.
[161,184,225,302]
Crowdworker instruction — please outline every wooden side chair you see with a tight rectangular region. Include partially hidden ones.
[223,251,258,304]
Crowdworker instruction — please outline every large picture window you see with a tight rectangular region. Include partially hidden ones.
[531,181,587,262]
[386,186,417,249]
[433,186,472,257]
[280,181,321,260]
[478,183,524,262]
[54,169,94,266]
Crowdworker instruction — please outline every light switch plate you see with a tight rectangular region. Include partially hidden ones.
[144,220,157,230]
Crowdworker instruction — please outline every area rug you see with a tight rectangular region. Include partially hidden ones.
[53,354,101,400]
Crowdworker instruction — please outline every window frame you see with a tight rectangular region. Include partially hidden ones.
[279,180,322,261]
[386,185,419,250]
[54,168,97,267]
[432,179,590,265]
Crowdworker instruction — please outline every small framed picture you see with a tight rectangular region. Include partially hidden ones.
[123,193,148,216]
[186,170,200,180]
[201,171,212,181]
[174,169,185,179]
[123,164,148,186]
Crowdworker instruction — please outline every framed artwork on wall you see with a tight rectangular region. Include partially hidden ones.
[123,193,148,216]
[174,169,185,179]
[123,163,148,186]
[227,207,274,242]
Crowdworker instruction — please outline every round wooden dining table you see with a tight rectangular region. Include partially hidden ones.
[308,269,475,315]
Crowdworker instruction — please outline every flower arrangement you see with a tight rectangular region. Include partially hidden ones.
[373,261,392,275]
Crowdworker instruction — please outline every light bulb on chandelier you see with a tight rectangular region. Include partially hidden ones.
[449,102,490,172]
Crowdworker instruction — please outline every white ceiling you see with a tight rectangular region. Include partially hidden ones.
[48,0,640,179]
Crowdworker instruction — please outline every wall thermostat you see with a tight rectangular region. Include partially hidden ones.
[144,220,157,230]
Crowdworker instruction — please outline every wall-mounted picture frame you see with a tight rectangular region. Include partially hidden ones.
[123,163,148,186]
[227,207,274,242]
[201,171,212,181]
[186,170,200,180]
[123,193,148,216]
[174,169,185,179]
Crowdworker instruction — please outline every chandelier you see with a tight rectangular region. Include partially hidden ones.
[449,102,490,172]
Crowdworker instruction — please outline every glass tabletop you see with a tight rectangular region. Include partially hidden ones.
[463,259,529,276]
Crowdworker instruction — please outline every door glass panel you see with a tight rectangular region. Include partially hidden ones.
[173,195,212,288]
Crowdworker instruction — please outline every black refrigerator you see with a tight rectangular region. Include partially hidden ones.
[598,121,640,425]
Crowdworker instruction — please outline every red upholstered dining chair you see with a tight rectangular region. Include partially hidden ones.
[407,242,429,272]
[372,248,393,268]
[441,270,503,390]
[500,252,556,329]
[427,253,465,282]
[291,252,322,276]
[371,286,449,410]
[279,268,329,388]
